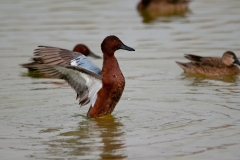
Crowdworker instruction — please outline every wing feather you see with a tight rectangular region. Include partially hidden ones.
[70,56,101,74]
[22,46,102,74]
[34,46,79,64]
[28,64,102,107]
[184,54,224,67]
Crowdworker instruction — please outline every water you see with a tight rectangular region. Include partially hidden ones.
[1,0,240,159]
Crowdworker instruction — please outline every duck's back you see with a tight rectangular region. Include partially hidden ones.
[185,54,226,68]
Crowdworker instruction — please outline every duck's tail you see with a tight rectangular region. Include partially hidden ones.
[175,61,188,71]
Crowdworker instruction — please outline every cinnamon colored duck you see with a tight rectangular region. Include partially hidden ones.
[21,43,101,72]
[26,35,135,118]
[72,44,101,59]
[176,51,240,77]
[137,0,191,22]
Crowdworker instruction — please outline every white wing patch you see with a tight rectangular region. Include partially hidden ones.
[53,65,102,108]
[70,59,78,66]
[81,73,102,107]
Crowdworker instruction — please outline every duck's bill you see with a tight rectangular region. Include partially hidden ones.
[120,43,135,51]
[89,51,102,59]
[234,59,240,66]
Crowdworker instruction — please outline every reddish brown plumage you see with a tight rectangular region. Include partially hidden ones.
[73,44,101,59]
[22,36,134,118]
[72,44,91,56]
[87,36,135,118]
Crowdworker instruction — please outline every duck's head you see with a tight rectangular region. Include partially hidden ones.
[222,51,240,66]
[101,35,135,56]
[73,44,101,59]
[137,0,151,10]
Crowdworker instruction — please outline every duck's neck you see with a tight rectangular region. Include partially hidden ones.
[102,54,120,75]
[101,54,124,88]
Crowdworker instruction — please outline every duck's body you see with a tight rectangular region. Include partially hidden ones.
[137,0,190,16]
[176,51,240,76]
[21,44,101,73]
[26,35,135,118]
[88,55,125,117]
[138,0,190,10]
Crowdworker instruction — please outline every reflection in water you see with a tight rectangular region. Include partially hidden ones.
[44,115,126,159]
[138,9,190,23]
[21,71,47,78]
[96,116,126,160]
[179,73,239,85]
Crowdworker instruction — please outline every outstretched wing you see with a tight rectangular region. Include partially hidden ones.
[21,46,80,69]
[33,46,82,65]
[29,64,102,107]
[22,46,102,74]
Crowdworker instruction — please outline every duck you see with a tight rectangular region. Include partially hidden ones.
[72,44,101,59]
[137,0,191,22]
[26,35,135,118]
[176,51,240,77]
[21,44,101,73]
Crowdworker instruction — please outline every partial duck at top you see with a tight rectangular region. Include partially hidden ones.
[137,0,191,23]
[26,35,135,118]
[176,51,240,77]
[21,43,101,77]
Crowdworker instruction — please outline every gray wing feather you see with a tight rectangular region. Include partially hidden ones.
[21,46,102,75]
[33,46,101,74]
[33,46,80,65]
[70,55,102,74]
[29,64,102,107]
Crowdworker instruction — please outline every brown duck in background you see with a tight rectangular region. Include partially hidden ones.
[176,51,240,77]
[137,0,191,23]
